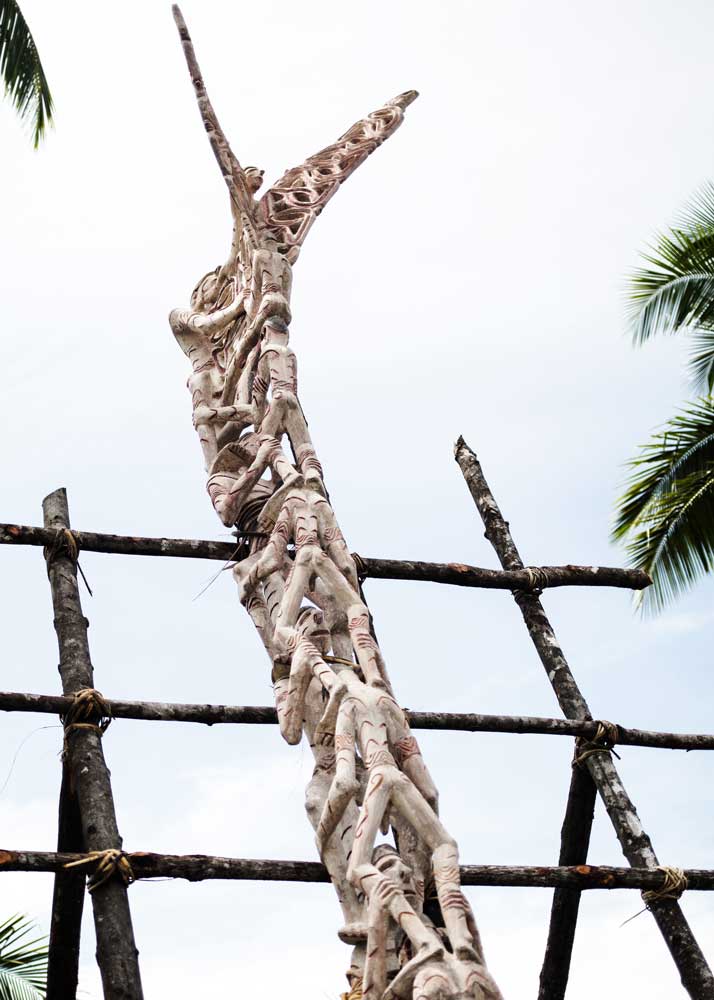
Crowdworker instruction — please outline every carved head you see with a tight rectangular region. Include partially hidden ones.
[190,266,221,311]
[245,166,265,195]
[295,606,330,655]
[372,845,418,903]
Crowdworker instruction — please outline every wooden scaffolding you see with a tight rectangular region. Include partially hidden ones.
[1,438,712,999]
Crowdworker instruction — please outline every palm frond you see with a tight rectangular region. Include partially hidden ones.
[629,183,714,389]
[0,915,47,998]
[612,398,714,613]
[688,328,714,394]
[0,0,53,147]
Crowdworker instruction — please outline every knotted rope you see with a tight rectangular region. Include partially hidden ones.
[43,527,93,595]
[341,978,363,1000]
[621,865,688,926]
[522,566,550,594]
[643,866,688,906]
[64,849,135,892]
[572,720,620,768]
[61,687,112,758]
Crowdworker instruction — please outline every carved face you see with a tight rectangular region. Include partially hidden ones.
[190,268,221,311]
[296,607,331,655]
[245,166,265,195]
[373,847,418,903]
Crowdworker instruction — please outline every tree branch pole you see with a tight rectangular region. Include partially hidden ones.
[453,438,714,1000]
[0,522,650,590]
[3,849,714,890]
[4,690,714,749]
[43,489,144,1000]
[538,763,597,1000]
[47,767,85,1000]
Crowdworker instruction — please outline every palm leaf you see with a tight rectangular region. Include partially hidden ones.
[0,916,47,999]
[0,0,53,147]
[612,398,714,613]
[629,183,714,391]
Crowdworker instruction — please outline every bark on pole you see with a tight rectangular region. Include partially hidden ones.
[47,768,85,1000]
[0,522,650,590]
[3,689,714,749]
[453,438,714,1000]
[4,849,714,890]
[43,489,144,1000]
[538,762,597,1000]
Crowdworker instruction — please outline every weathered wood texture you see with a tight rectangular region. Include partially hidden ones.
[0,691,714,750]
[357,556,651,591]
[43,489,144,1000]
[538,763,597,1000]
[454,438,714,999]
[0,522,649,590]
[3,849,714,890]
[47,768,85,1000]
[3,690,714,750]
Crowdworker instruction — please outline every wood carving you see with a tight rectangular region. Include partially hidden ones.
[169,8,502,998]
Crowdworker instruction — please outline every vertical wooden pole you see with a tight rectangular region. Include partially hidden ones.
[47,768,85,999]
[43,488,144,1000]
[454,439,714,999]
[537,764,596,999]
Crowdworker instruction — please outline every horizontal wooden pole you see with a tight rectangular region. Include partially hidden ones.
[356,556,651,591]
[0,522,649,590]
[2,849,712,890]
[3,690,713,750]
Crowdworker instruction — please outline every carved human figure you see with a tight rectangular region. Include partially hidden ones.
[171,10,502,998]
[272,607,365,939]
[236,485,389,690]
[169,270,251,469]
[369,847,503,1000]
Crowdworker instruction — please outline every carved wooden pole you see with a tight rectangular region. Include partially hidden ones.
[43,489,144,1000]
[454,437,714,1000]
[169,11,502,998]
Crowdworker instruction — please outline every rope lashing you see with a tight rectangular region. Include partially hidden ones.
[43,527,93,595]
[61,688,112,757]
[341,978,363,1000]
[350,552,367,582]
[572,720,620,768]
[621,865,689,926]
[643,866,688,906]
[523,566,550,594]
[64,849,135,892]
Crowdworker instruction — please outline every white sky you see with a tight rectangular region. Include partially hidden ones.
[2,0,714,997]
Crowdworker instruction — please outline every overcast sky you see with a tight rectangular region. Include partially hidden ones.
[2,0,714,997]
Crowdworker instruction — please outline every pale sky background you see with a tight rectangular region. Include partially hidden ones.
[1,0,714,997]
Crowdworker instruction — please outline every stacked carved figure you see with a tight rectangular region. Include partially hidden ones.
[169,9,502,999]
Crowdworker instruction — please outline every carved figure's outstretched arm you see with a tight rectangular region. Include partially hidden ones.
[172,6,258,243]
[259,90,418,263]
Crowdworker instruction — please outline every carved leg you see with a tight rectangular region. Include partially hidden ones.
[316,704,359,848]
[363,893,389,1000]
[348,770,437,958]
[390,779,478,963]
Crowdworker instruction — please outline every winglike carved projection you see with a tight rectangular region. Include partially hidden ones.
[170,8,502,998]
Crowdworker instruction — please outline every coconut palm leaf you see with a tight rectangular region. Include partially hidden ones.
[612,398,714,613]
[0,915,47,999]
[630,183,714,392]
[0,0,53,147]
